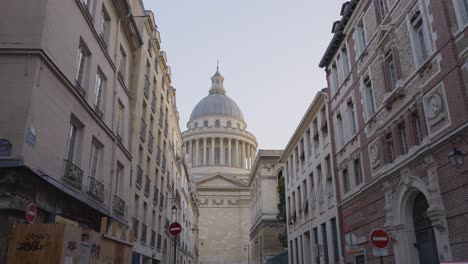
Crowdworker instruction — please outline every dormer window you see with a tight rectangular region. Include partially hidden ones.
[215,120,220,127]
[204,120,208,127]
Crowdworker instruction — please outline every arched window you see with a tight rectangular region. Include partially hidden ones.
[204,120,208,127]
[227,121,232,127]
[215,120,220,127]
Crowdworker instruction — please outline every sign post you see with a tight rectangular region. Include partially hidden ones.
[169,222,182,264]
[25,203,37,224]
[370,228,390,264]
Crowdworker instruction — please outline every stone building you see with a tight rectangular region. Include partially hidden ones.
[280,90,343,264]
[248,150,285,264]
[320,0,468,263]
[182,68,258,264]
[0,0,198,263]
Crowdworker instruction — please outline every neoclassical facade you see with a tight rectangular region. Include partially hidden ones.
[183,69,258,264]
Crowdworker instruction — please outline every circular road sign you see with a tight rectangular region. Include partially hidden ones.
[370,228,390,249]
[25,203,37,224]
[169,222,182,236]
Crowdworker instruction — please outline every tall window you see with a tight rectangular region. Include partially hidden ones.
[412,112,423,145]
[321,223,329,264]
[115,163,123,194]
[336,112,345,147]
[331,218,340,263]
[364,76,376,118]
[398,123,409,155]
[215,147,220,165]
[89,139,102,179]
[410,11,430,65]
[66,121,80,162]
[354,157,363,186]
[342,168,350,193]
[135,194,140,218]
[331,64,339,93]
[386,132,395,163]
[347,100,357,135]
[227,121,231,127]
[119,46,127,80]
[116,101,124,138]
[377,0,389,21]
[385,50,398,91]
[454,0,468,26]
[306,129,312,156]
[355,19,367,56]
[94,69,105,111]
[99,7,110,46]
[76,42,89,86]
[81,0,94,15]
[341,46,350,77]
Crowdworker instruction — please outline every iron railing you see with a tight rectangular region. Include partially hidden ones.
[63,159,83,188]
[113,195,125,216]
[94,105,103,119]
[88,177,104,202]
[74,80,86,97]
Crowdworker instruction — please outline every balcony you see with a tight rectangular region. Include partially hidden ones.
[74,80,86,97]
[156,147,162,165]
[88,177,104,202]
[162,156,166,172]
[63,159,83,189]
[144,175,151,197]
[153,186,159,205]
[144,75,150,99]
[136,165,143,189]
[151,93,157,113]
[148,132,154,153]
[113,195,125,216]
[150,230,156,248]
[140,118,147,142]
[132,218,139,241]
[94,105,103,119]
[141,224,147,244]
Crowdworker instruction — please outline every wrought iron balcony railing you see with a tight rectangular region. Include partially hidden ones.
[94,105,103,119]
[74,80,86,97]
[88,177,104,202]
[113,195,125,216]
[63,159,83,189]
[136,165,143,189]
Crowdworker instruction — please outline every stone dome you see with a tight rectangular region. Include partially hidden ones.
[189,68,245,122]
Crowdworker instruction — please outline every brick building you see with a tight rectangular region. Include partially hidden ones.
[320,0,468,263]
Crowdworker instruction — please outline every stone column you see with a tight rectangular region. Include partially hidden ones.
[211,137,215,165]
[252,145,256,164]
[188,141,192,163]
[220,137,224,166]
[203,138,207,166]
[235,140,240,168]
[246,144,250,169]
[241,141,245,169]
[195,139,200,167]
[228,138,232,167]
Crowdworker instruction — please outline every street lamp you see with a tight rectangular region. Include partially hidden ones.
[171,205,178,264]
[172,205,178,217]
[448,135,467,169]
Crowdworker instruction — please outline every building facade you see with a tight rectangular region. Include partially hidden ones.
[248,150,285,264]
[0,0,198,263]
[182,69,258,264]
[320,0,468,263]
[280,91,343,264]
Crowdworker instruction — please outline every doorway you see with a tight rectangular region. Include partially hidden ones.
[412,192,439,264]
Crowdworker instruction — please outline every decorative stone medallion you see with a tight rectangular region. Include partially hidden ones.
[426,93,442,119]
[370,144,380,165]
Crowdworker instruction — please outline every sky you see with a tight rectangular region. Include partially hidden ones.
[143,0,344,150]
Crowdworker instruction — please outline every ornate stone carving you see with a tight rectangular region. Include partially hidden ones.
[426,93,443,119]
[199,199,209,206]
[369,144,380,166]
[212,199,224,206]
[228,200,240,206]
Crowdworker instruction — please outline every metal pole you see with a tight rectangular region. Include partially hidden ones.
[173,236,177,264]
[380,256,383,264]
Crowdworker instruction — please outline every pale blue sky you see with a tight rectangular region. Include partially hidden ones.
[143,0,343,150]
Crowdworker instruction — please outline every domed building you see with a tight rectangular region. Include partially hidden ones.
[182,68,257,264]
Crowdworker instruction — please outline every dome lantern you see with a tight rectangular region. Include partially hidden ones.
[209,66,226,95]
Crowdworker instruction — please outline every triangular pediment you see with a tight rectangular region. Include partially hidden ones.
[197,175,247,188]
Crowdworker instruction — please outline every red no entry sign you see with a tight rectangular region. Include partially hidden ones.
[370,228,390,249]
[25,203,37,224]
[169,222,182,236]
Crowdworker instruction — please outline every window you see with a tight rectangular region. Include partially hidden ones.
[364,76,376,118]
[342,168,350,193]
[227,121,231,127]
[336,112,345,147]
[215,120,220,127]
[99,7,110,46]
[313,228,320,264]
[386,132,395,163]
[118,46,127,80]
[194,122,198,128]
[377,0,389,21]
[94,69,105,112]
[398,123,409,155]
[204,120,208,127]
[410,11,430,65]
[215,147,220,165]
[354,157,363,186]
[116,101,124,139]
[355,19,367,56]
[341,46,350,77]
[385,50,398,91]
[412,112,423,145]
[75,42,89,87]
[89,139,102,179]
[135,194,140,218]
[331,218,340,263]
[147,38,152,56]
[454,0,468,27]
[115,163,123,194]
[347,100,357,135]
[336,54,343,84]
[331,64,339,93]
[321,223,329,264]
[81,0,94,15]
[306,129,312,156]
[66,121,80,163]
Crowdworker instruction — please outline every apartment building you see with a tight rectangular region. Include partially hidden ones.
[248,150,285,264]
[320,0,468,263]
[0,0,198,263]
[280,90,343,264]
